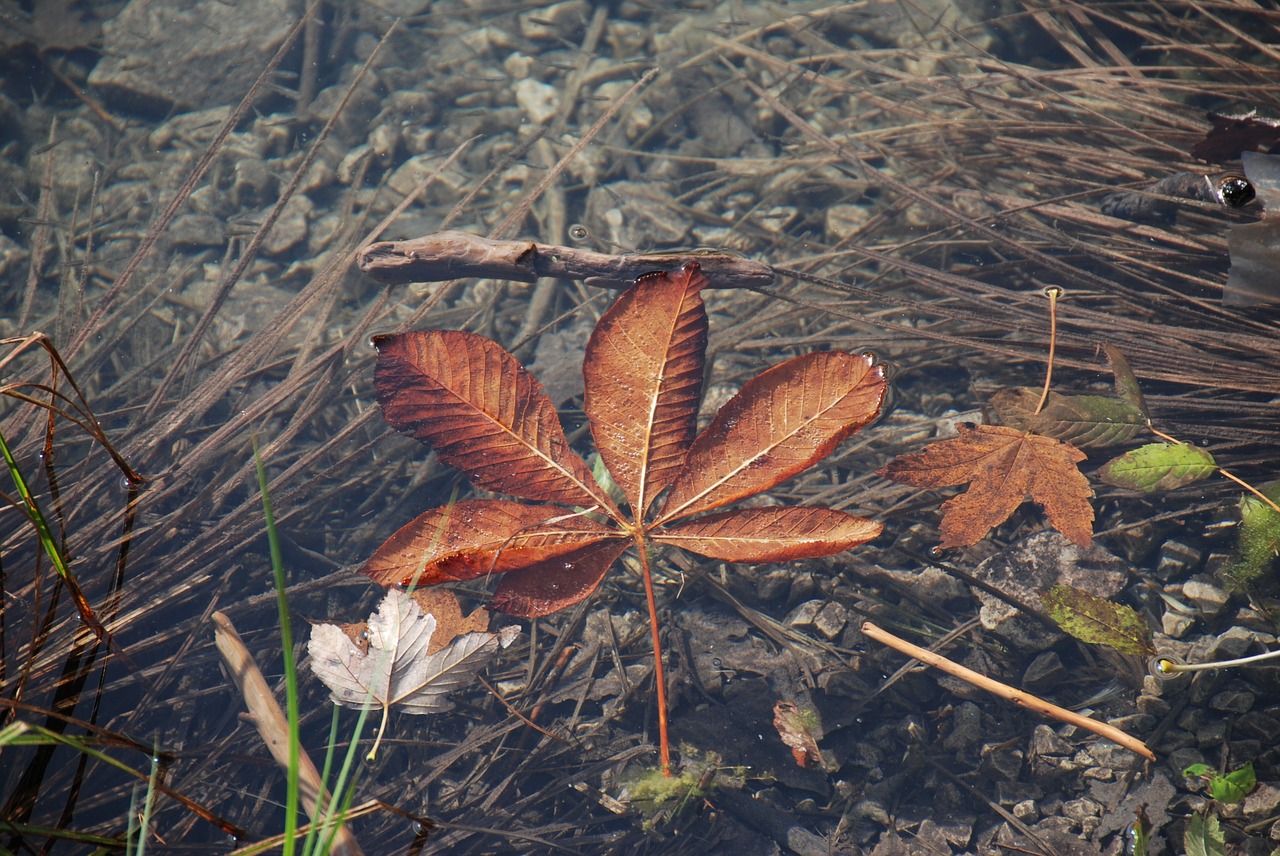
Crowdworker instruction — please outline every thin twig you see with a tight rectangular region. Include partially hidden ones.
[860,621,1156,761]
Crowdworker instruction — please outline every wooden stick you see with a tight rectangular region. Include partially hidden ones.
[356,230,776,290]
[860,621,1156,762]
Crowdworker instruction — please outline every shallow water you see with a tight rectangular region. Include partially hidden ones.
[2,1,1279,853]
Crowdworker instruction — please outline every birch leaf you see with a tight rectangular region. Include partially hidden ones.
[308,588,518,758]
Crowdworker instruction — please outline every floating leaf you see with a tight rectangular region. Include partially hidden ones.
[308,588,518,758]
[1184,810,1226,856]
[879,423,1093,548]
[772,701,823,769]
[367,261,887,769]
[1223,481,1280,588]
[1097,442,1217,493]
[1103,345,1149,420]
[1042,585,1155,656]
[989,387,1144,449]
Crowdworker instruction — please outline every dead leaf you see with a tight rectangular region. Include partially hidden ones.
[878,423,1093,548]
[1042,585,1156,657]
[366,260,887,770]
[1192,110,1280,163]
[988,387,1144,449]
[365,261,886,615]
[307,588,518,758]
[407,588,489,655]
[772,700,823,769]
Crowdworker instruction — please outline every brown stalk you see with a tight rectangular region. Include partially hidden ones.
[861,621,1156,761]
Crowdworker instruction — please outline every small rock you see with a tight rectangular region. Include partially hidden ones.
[973,531,1129,652]
[813,601,848,640]
[1012,799,1039,821]
[1182,576,1229,616]
[826,203,871,241]
[1209,689,1255,714]
[585,180,689,249]
[513,78,559,124]
[1244,784,1280,819]
[90,0,294,111]
[1161,610,1196,638]
[1029,724,1073,757]
[1022,651,1068,692]
[1136,694,1171,717]
[785,599,825,630]
[1235,711,1280,742]
[1155,540,1201,579]
[263,195,312,256]
[1197,719,1228,747]
[1208,625,1257,661]
[942,701,982,752]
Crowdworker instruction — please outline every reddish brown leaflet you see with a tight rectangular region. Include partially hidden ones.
[365,261,886,773]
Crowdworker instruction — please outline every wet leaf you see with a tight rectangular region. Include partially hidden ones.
[1182,762,1256,803]
[1183,811,1225,856]
[308,588,518,757]
[772,700,823,769]
[367,261,886,617]
[879,423,1093,548]
[1097,442,1217,493]
[989,387,1145,449]
[583,264,708,518]
[1223,481,1280,588]
[366,261,886,769]
[1103,345,1149,420]
[1042,584,1155,656]
[1192,110,1280,163]
[373,329,612,510]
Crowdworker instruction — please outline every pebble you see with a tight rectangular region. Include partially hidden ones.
[514,78,559,124]
[1182,576,1230,616]
[1209,688,1255,714]
[1012,799,1039,821]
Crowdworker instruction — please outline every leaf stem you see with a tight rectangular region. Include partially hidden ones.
[635,535,671,776]
[1033,286,1061,416]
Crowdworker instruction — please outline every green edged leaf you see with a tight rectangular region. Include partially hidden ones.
[1097,442,1217,493]
[1127,804,1152,856]
[1184,811,1225,856]
[1183,763,1214,779]
[1042,585,1155,656]
[1223,482,1280,589]
[989,387,1145,449]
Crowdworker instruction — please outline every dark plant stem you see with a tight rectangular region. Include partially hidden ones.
[635,536,671,776]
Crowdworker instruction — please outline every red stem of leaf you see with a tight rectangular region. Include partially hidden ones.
[635,533,671,776]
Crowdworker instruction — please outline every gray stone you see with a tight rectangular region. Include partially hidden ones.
[1022,651,1068,691]
[585,180,689,250]
[1235,711,1280,742]
[1182,576,1230,616]
[1012,799,1039,821]
[973,531,1129,651]
[1209,689,1255,713]
[1208,625,1258,661]
[1244,784,1280,819]
[1161,610,1196,638]
[90,0,294,112]
[813,601,848,641]
[1156,539,1201,579]
[1029,724,1073,757]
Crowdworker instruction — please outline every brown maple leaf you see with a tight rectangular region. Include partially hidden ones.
[364,261,887,771]
[878,423,1093,548]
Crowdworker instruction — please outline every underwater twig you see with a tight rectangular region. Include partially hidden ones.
[861,621,1156,761]
[357,230,775,289]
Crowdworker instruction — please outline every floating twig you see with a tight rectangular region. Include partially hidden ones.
[356,230,776,289]
[861,621,1156,762]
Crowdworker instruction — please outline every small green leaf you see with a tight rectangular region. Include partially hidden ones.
[989,387,1145,448]
[1042,585,1156,656]
[1223,482,1280,589]
[1213,762,1256,803]
[1184,811,1226,856]
[1183,763,1214,779]
[1097,442,1217,493]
